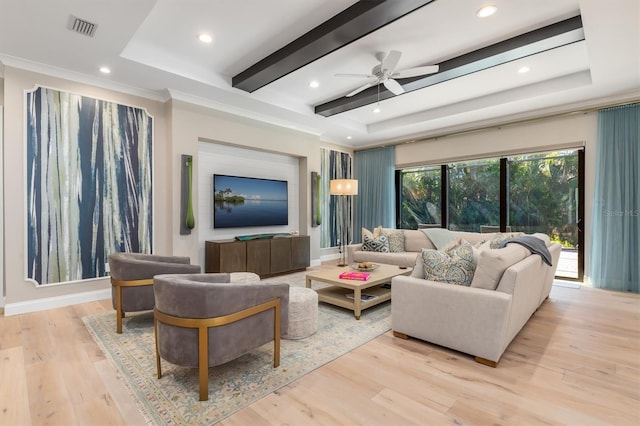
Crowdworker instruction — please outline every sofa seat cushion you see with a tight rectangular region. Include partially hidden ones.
[421,242,476,286]
[353,251,417,268]
[470,244,530,290]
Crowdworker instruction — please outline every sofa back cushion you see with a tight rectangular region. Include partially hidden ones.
[453,231,496,246]
[403,229,436,252]
[470,244,530,290]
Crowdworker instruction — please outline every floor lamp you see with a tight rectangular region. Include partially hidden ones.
[329,179,358,267]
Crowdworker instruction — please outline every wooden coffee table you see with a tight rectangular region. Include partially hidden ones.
[305,263,412,319]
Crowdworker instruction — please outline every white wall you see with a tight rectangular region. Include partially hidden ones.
[0,64,606,313]
[1,70,326,314]
[169,99,323,265]
[196,142,300,266]
[2,66,169,312]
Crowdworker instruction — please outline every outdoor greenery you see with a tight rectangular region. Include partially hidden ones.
[509,152,578,247]
[399,150,579,248]
[401,167,441,229]
[448,159,501,232]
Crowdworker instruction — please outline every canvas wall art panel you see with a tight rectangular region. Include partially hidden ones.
[26,86,153,285]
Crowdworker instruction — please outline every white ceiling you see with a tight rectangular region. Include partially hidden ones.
[0,0,638,148]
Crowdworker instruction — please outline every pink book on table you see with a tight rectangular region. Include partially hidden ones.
[339,271,371,281]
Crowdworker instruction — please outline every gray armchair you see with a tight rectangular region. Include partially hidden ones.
[108,253,201,333]
[153,273,289,401]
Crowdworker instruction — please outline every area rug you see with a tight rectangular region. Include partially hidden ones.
[83,271,391,425]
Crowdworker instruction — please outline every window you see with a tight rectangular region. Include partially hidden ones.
[448,159,500,232]
[398,167,441,229]
[397,149,583,280]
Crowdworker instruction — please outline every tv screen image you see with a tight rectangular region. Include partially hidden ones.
[213,174,288,228]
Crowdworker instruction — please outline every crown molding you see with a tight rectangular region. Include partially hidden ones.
[167,89,323,137]
[0,54,168,102]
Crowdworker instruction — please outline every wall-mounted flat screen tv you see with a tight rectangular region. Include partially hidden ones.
[213,174,288,228]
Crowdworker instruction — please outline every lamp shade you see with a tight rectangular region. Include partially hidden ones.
[329,179,358,195]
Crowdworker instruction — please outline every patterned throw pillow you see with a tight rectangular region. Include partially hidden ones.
[489,232,525,249]
[383,229,405,253]
[421,242,476,286]
[362,234,390,252]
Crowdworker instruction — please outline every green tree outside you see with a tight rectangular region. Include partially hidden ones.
[399,150,579,248]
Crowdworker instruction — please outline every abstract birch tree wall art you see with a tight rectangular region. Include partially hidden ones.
[26,86,153,285]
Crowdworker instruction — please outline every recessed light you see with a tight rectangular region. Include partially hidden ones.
[477,5,497,18]
[198,33,213,44]
[372,107,381,114]
[309,80,319,88]
[347,136,352,140]
[99,66,111,74]
[518,66,531,74]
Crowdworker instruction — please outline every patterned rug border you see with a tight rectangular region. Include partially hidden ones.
[83,272,391,425]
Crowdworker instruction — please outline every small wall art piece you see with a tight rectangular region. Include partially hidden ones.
[180,154,195,234]
[26,86,153,285]
[311,171,321,227]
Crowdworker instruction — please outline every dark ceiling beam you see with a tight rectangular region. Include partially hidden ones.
[315,15,584,117]
[232,0,436,93]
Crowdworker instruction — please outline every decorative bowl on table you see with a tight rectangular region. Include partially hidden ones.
[349,262,379,272]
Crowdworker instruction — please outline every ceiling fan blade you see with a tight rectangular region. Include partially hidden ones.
[346,81,376,97]
[334,73,373,78]
[383,78,404,95]
[392,65,439,79]
[381,50,402,72]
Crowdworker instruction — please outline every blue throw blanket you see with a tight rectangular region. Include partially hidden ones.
[500,235,553,266]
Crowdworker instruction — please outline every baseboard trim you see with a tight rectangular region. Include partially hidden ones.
[553,279,581,289]
[319,253,341,262]
[310,259,322,267]
[4,289,111,316]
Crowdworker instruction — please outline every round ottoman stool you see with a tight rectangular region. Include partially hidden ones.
[283,287,318,340]
[229,272,260,283]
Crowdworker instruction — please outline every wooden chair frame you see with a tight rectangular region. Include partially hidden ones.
[154,298,281,401]
[110,277,154,334]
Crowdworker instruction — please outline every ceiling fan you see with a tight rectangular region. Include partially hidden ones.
[335,50,439,97]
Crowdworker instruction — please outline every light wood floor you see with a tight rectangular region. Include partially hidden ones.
[1,274,638,425]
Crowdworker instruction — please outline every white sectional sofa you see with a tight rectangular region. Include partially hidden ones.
[347,228,561,366]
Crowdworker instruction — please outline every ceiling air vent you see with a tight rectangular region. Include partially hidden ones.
[67,15,98,37]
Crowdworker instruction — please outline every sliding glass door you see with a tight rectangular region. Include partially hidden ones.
[508,150,582,279]
[448,159,500,232]
[397,148,584,280]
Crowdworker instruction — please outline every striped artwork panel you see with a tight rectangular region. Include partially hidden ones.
[26,86,153,285]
